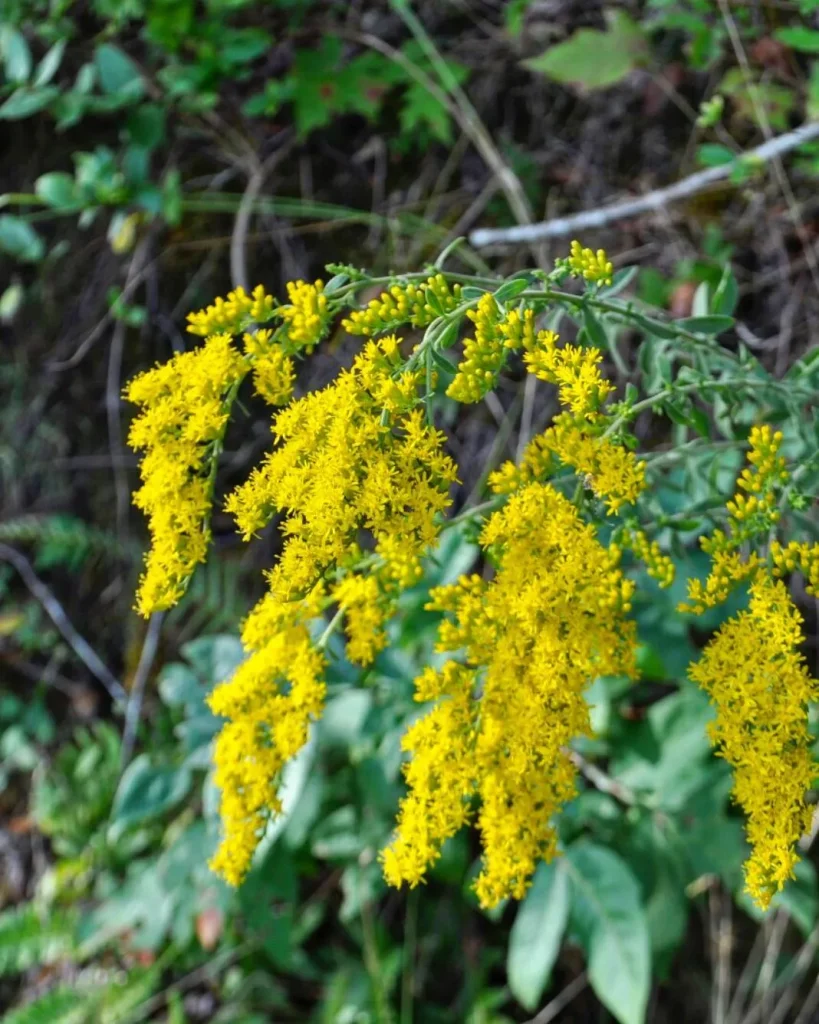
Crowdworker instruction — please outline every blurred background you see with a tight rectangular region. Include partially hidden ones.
[2,1,819,1022]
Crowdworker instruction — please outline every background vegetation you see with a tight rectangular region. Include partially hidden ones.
[1,1,819,1021]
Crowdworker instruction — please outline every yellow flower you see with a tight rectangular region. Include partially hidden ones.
[488,329,644,513]
[125,333,248,615]
[622,528,675,588]
[275,279,330,352]
[382,482,637,907]
[771,539,819,597]
[225,336,457,652]
[342,274,462,336]
[186,285,276,337]
[243,330,295,407]
[208,587,327,885]
[562,240,614,286]
[446,293,505,404]
[524,329,615,418]
[680,426,789,613]
[689,574,818,909]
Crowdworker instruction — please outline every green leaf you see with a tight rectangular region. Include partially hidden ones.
[566,841,650,1024]
[111,754,191,831]
[494,277,529,303]
[712,265,738,316]
[508,860,570,1010]
[678,315,734,335]
[33,40,66,87]
[126,104,166,149]
[35,172,79,210]
[94,44,145,98]
[431,348,459,375]
[400,79,453,143]
[600,265,638,298]
[524,10,646,90]
[0,215,44,261]
[633,313,677,340]
[583,305,609,349]
[696,143,735,168]
[0,86,58,120]
[1,26,32,84]
[775,26,819,53]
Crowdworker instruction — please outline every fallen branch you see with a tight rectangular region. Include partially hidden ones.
[0,542,126,706]
[469,121,819,248]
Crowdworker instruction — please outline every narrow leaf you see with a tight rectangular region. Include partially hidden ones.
[583,305,609,350]
[678,315,734,335]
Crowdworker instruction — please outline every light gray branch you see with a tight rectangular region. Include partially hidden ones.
[470,121,819,248]
[0,542,126,706]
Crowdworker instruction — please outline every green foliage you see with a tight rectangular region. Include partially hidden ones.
[507,860,569,1010]
[0,903,77,977]
[524,10,648,90]
[33,722,122,858]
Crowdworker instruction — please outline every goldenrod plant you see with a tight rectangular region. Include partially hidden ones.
[125,241,819,914]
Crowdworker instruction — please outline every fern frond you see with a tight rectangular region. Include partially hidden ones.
[2,985,90,1024]
[0,515,132,571]
[167,555,249,642]
[0,903,77,977]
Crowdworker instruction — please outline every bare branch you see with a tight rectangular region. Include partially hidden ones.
[0,542,125,706]
[470,122,819,248]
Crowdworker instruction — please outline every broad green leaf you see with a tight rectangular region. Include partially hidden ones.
[0,215,44,261]
[566,841,650,1024]
[1,26,32,83]
[111,754,191,831]
[524,11,647,90]
[94,44,144,98]
[35,172,79,210]
[696,143,735,168]
[126,104,166,149]
[507,860,570,1010]
[180,634,244,685]
[775,26,819,53]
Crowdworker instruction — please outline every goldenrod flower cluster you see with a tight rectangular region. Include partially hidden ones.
[489,329,645,514]
[621,528,675,588]
[125,333,248,616]
[446,293,506,403]
[689,575,818,908]
[683,426,819,908]
[771,539,819,597]
[207,585,327,885]
[224,336,456,611]
[126,256,819,917]
[523,330,614,417]
[242,330,295,408]
[559,240,614,286]
[381,482,637,908]
[204,338,457,884]
[342,274,462,336]
[275,279,330,352]
[682,426,786,614]
[186,284,276,337]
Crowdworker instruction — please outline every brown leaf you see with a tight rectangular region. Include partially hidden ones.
[669,281,696,319]
[196,907,224,951]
